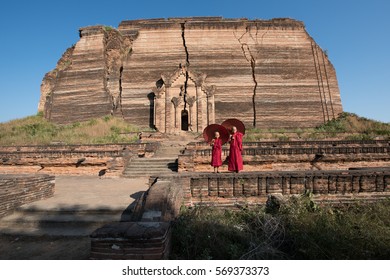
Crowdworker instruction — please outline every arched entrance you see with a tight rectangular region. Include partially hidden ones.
[152,67,216,133]
[181,110,189,131]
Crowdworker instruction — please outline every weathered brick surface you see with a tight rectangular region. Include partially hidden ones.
[89,177,180,260]
[179,140,390,172]
[0,143,158,176]
[152,169,390,207]
[0,174,55,218]
[42,17,342,130]
[92,168,390,259]
[90,222,171,260]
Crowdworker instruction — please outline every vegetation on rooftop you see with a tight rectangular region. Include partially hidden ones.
[0,113,152,146]
[245,112,390,141]
[0,111,388,146]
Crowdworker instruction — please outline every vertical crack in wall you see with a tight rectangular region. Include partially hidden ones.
[311,41,328,123]
[103,27,132,119]
[321,51,335,119]
[235,26,258,127]
[250,56,258,127]
[181,22,190,110]
[118,66,124,118]
[103,28,119,116]
[181,22,190,66]
[235,24,268,128]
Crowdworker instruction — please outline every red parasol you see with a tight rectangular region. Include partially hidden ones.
[221,118,246,135]
[203,124,230,145]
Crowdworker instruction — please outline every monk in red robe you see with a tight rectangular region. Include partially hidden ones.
[210,131,222,173]
[228,126,243,172]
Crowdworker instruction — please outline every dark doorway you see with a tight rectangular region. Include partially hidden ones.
[181,110,189,131]
[147,92,155,129]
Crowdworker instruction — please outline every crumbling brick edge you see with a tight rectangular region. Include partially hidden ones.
[90,168,390,259]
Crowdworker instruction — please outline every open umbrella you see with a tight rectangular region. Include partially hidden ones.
[203,124,230,144]
[221,118,246,135]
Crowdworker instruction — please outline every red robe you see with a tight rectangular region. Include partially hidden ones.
[228,132,243,172]
[211,138,222,167]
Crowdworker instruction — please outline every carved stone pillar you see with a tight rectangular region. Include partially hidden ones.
[171,97,181,130]
[194,72,207,132]
[205,85,216,125]
[165,87,173,133]
[162,75,172,133]
[195,86,202,132]
[152,86,165,132]
[187,96,196,132]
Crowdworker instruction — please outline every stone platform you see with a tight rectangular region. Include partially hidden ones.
[0,176,149,237]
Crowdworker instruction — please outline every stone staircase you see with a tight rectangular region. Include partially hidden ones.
[0,133,201,239]
[122,157,178,177]
[122,133,198,177]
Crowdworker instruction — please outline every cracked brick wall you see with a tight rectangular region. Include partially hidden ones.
[42,17,342,129]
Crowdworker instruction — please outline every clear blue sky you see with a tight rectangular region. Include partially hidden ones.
[0,0,388,123]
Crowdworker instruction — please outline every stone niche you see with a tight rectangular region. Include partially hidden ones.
[41,17,343,130]
[152,67,216,133]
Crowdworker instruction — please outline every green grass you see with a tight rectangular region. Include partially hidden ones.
[103,26,114,32]
[245,112,390,141]
[1,111,388,145]
[171,197,390,260]
[0,114,152,145]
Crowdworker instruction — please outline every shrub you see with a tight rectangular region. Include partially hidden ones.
[171,198,390,260]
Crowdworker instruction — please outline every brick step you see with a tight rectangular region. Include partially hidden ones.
[130,158,177,162]
[124,157,178,177]
[124,166,178,171]
[125,167,178,171]
[0,208,132,237]
[122,171,177,177]
[128,160,178,165]
[123,172,177,175]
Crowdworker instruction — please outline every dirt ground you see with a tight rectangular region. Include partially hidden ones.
[0,235,90,260]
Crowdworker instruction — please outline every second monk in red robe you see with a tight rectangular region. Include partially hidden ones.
[228,126,243,172]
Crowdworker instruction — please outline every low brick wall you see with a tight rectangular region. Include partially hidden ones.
[90,167,390,259]
[90,178,179,260]
[0,174,55,218]
[0,143,158,176]
[179,140,390,172]
[166,169,390,207]
[90,222,171,260]
[187,140,390,149]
